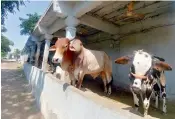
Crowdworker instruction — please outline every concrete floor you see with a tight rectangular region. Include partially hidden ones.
[80,75,175,119]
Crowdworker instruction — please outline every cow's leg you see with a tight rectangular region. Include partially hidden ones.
[70,79,76,86]
[161,85,167,113]
[143,97,151,117]
[70,74,76,87]
[155,92,159,109]
[131,90,139,111]
[101,72,108,94]
[143,88,153,117]
[76,72,84,89]
[159,72,167,113]
[153,83,160,109]
[106,73,113,96]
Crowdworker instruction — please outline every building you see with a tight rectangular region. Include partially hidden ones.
[23,1,175,99]
[22,1,175,118]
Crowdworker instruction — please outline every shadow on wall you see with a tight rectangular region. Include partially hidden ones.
[23,63,175,119]
[23,64,45,108]
[35,70,45,107]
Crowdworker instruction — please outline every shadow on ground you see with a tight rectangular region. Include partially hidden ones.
[79,75,175,119]
[1,64,43,119]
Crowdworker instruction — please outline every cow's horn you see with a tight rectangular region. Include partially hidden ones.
[131,73,147,80]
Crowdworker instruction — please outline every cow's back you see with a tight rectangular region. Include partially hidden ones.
[84,48,111,73]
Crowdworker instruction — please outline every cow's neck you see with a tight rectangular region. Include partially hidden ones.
[72,47,85,68]
[63,48,74,64]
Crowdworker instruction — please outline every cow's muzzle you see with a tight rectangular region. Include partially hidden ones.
[52,58,62,64]
[131,78,142,95]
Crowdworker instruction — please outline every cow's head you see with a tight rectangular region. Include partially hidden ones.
[49,37,70,63]
[115,50,172,94]
[49,38,83,64]
[69,39,83,53]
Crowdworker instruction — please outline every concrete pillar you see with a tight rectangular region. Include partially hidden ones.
[35,42,42,67]
[65,27,77,40]
[42,34,53,71]
[29,48,32,63]
[30,45,37,64]
[65,16,79,40]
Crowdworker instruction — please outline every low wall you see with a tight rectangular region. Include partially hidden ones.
[23,63,147,119]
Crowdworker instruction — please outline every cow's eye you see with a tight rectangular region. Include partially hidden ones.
[64,44,68,48]
[145,54,148,58]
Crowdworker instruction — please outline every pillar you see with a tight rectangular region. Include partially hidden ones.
[35,41,41,67]
[65,16,79,40]
[42,34,53,71]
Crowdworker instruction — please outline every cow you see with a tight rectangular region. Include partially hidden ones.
[114,50,172,116]
[49,37,113,95]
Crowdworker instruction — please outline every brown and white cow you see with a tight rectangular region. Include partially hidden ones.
[49,37,113,95]
[114,50,172,116]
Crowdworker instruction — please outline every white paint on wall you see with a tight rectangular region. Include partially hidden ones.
[118,25,175,99]
[85,15,175,99]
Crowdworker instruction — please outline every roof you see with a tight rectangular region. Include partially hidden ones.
[31,1,175,40]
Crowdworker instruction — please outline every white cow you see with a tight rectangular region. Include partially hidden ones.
[115,50,172,116]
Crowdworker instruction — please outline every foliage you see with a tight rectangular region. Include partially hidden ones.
[1,25,7,32]
[1,0,25,32]
[1,0,25,25]
[19,13,41,35]
[13,48,21,59]
[14,48,21,55]
[1,34,14,57]
[1,51,6,58]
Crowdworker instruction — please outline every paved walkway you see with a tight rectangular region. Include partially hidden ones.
[1,61,43,119]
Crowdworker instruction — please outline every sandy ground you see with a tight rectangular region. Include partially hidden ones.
[1,61,44,119]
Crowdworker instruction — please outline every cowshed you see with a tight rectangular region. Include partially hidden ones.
[21,1,175,119]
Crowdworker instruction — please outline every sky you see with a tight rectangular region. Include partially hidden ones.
[3,0,50,52]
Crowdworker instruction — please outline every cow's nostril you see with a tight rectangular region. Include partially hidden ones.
[55,59,58,62]
[52,58,58,63]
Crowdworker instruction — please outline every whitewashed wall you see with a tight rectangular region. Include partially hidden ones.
[85,15,175,100]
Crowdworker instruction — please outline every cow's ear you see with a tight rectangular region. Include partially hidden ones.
[49,45,56,51]
[114,56,132,65]
[154,61,172,71]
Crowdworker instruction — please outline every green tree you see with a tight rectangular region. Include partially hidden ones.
[19,13,41,35]
[1,34,14,57]
[13,48,21,59]
[1,25,7,33]
[1,0,25,32]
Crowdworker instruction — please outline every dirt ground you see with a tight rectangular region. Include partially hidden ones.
[1,61,44,119]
